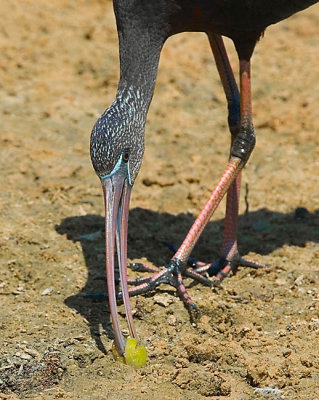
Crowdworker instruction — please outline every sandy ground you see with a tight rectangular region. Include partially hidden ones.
[1,1,319,399]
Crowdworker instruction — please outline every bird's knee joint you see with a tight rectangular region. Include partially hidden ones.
[230,125,255,161]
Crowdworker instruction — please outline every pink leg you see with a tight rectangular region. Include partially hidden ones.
[172,158,244,265]
[204,33,266,280]
[213,172,266,281]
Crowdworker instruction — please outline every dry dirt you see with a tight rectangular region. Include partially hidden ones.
[1,1,319,399]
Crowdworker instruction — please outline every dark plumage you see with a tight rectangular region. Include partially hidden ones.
[90,0,318,358]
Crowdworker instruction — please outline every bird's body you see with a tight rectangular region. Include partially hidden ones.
[114,0,316,36]
[171,0,315,33]
[91,0,316,179]
[90,0,318,359]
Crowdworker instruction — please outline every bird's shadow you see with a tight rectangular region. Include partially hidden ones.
[56,206,319,353]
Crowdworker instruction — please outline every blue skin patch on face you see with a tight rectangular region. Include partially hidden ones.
[100,155,132,186]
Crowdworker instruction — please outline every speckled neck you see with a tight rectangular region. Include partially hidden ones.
[90,24,165,182]
[116,36,164,121]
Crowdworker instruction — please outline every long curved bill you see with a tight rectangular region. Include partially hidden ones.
[101,168,137,356]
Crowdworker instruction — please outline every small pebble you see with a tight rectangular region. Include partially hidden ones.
[41,287,53,296]
[154,293,174,307]
[294,275,304,286]
[167,315,177,326]
[25,348,39,358]
[14,352,32,360]
[254,387,283,395]
[121,329,129,337]
[275,279,287,286]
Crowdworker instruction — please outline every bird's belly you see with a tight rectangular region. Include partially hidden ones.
[168,0,317,38]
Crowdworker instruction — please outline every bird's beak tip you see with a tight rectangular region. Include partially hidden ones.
[101,168,145,363]
[112,338,147,368]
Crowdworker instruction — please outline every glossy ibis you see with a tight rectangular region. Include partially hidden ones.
[90,0,318,360]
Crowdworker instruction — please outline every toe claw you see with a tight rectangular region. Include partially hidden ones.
[187,302,201,324]
[130,263,160,273]
[130,263,146,272]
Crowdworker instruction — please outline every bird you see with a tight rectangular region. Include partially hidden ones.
[90,0,318,359]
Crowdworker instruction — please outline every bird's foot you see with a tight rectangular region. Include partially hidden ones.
[164,241,266,283]
[125,259,214,317]
[83,259,210,317]
[191,253,267,286]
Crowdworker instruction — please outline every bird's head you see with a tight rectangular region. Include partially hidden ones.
[89,102,147,366]
[90,101,145,185]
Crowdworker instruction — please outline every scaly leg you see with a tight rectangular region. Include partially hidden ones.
[199,33,267,281]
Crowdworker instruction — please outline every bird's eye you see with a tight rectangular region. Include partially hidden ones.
[122,149,130,163]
